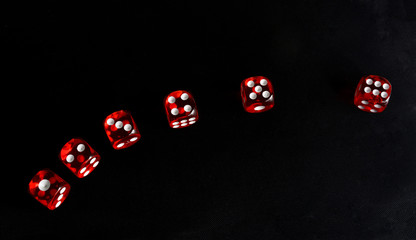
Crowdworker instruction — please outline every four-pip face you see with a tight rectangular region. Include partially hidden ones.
[164,90,199,128]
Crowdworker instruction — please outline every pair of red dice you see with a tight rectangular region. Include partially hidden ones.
[28,138,102,210]
[242,75,393,113]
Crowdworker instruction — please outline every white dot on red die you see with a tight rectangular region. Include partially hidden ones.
[262,91,270,98]
[130,137,138,142]
[55,201,62,208]
[83,171,90,177]
[115,121,123,129]
[189,121,196,124]
[370,109,377,113]
[366,79,373,85]
[361,100,369,105]
[249,92,257,100]
[383,83,390,90]
[180,93,189,101]
[117,142,125,148]
[358,105,365,109]
[254,106,265,111]
[124,124,132,131]
[38,179,50,191]
[90,157,96,164]
[168,96,176,103]
[171,108,179,115]
[364,87,371,93]
[372,89,380,96]
[57,194,64,201]
[60,187,66,194]
[77,144,85,152]
[374,81,381,87]
[80,167,87,174]
[172,121,179,125]
[173,125,180,128]
[181,123,188,127]
[260,79,268,86]
[184,105,192,112]
[106,118,115,125]
[374,104,382,108]
[247,80,254,87]
[254,86,262,93]
[381,92,388,98]
[189,117,196,121]
[66,154,75,163]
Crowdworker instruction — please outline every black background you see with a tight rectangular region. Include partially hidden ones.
[2,0,416,239]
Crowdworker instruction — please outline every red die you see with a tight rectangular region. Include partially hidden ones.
[60,138,101,178]
[104,110,141,149]
[28,169,71,210]
[354,75,392,113]
[241,76,275,113]
[164,90,199,128]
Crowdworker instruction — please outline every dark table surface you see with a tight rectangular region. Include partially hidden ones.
[2,0,416,239]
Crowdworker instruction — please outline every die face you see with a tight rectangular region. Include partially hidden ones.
[60,138,101,178]
[28,169,71,210]
[241,76,275,113]
[354,75,392,113]
[164,90,198,128]
[104,110,141,149]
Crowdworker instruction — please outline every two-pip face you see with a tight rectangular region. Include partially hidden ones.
[60,138,101,178]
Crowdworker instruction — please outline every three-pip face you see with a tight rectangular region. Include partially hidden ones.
[104,110,141,149]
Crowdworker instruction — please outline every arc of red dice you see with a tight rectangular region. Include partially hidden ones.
[29,74,393,210]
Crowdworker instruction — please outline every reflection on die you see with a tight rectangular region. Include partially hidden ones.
[28,169,71,210]
[60,138,101,178]
[241,76,275,113]
[164,90,199,128]
[354,75,392,113]
[104,110,141,149]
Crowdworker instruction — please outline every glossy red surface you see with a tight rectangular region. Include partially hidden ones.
[241,76,275,113]
[28,169,70,210]
[60,138,101,178]
[104,110,141,149]
[354,75,392,113]
[164,90,199,128]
